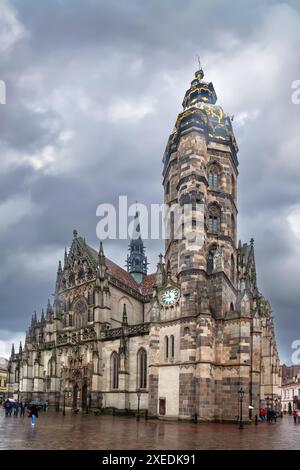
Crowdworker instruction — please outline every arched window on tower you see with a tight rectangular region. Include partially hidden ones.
[208,164,221,191]
[164,336,169,360]
[137,348,147,389]
[207,244,218,274]
[166,181,170,196]
[231,174,236,199]
[111,352,119,390]
[231,214,235,239]
[208,204,221,234]
[183,327,190,336]
[170,335,175,359]
[230,254,235,283]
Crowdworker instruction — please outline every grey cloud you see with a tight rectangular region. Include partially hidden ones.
[0,0,299,363]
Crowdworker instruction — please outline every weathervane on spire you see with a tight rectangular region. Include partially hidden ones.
[195,54,204,80]
[197,54,202,70]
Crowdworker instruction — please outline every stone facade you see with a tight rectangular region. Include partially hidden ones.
[7,68,281,421]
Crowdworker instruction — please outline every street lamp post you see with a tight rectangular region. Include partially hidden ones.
[238,388,244,429]
[86,393,92,414]
[136,390,141,421]
[63,388,67,416]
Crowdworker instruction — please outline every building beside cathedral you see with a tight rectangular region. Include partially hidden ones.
[7,67,281,421]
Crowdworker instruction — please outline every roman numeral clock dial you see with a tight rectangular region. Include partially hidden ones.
[159,287,180,306]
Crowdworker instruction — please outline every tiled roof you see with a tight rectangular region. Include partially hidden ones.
[86,243,155,297]
[139,273,157,296]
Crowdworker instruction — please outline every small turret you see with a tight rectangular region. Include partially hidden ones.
[98,241,108,281]
[57,260,62,274]
[64,248,69,269]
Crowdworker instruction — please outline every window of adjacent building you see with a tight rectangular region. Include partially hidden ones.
[137,348,147,389]
[111,352,119,390]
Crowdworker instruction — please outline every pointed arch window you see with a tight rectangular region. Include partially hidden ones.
[170,335,175,359]
[207,244,218,274]
[137,348,147,389]
[230,254,235,283]
[166,181,170,196]
[208,205,221,234]
[208,164,221,191]
[183,327,190,336]
[164,336,169,360]
[111,352,119,390]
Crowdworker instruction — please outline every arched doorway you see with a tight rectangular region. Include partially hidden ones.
[72,384,78,409]
[82,383,87,411]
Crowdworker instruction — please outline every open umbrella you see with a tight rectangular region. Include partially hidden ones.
[8,398,15,403]
[29,401,42,406]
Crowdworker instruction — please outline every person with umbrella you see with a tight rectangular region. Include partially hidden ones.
[4,398,14,416]
[28,401,39,426]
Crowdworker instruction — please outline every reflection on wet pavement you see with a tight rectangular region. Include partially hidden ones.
[0,411,299,450]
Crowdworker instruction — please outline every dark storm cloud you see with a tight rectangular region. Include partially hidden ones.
[0,0,300,363]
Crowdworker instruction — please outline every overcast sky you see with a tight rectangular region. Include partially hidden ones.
[0,0,299,363]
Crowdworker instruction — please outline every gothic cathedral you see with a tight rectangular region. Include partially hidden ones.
[7,68,281,421]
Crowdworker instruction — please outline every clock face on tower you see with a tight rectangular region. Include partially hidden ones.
[160,287,180,306]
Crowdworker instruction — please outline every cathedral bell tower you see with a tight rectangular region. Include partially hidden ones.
[148,66,240,419]
[163,66,238,317]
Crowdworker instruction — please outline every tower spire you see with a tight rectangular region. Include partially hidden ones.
[126,210,148,284]
[64,248,68,269]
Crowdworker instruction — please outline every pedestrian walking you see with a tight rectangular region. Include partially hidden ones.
[13,402,20,416]
[4,400,11,417]
[28,403,39,426]
[292,409,298,424]
[20,401,26,417]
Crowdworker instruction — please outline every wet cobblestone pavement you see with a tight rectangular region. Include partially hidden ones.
[0,411,299,450]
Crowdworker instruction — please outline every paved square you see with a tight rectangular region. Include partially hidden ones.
[0,411,299,450]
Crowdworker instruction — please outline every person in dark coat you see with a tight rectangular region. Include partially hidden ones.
[20,401,26,417]
[28,404,39,426]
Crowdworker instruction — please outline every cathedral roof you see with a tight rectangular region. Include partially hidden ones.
[139,273,157,296]
[85,243,156,297]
